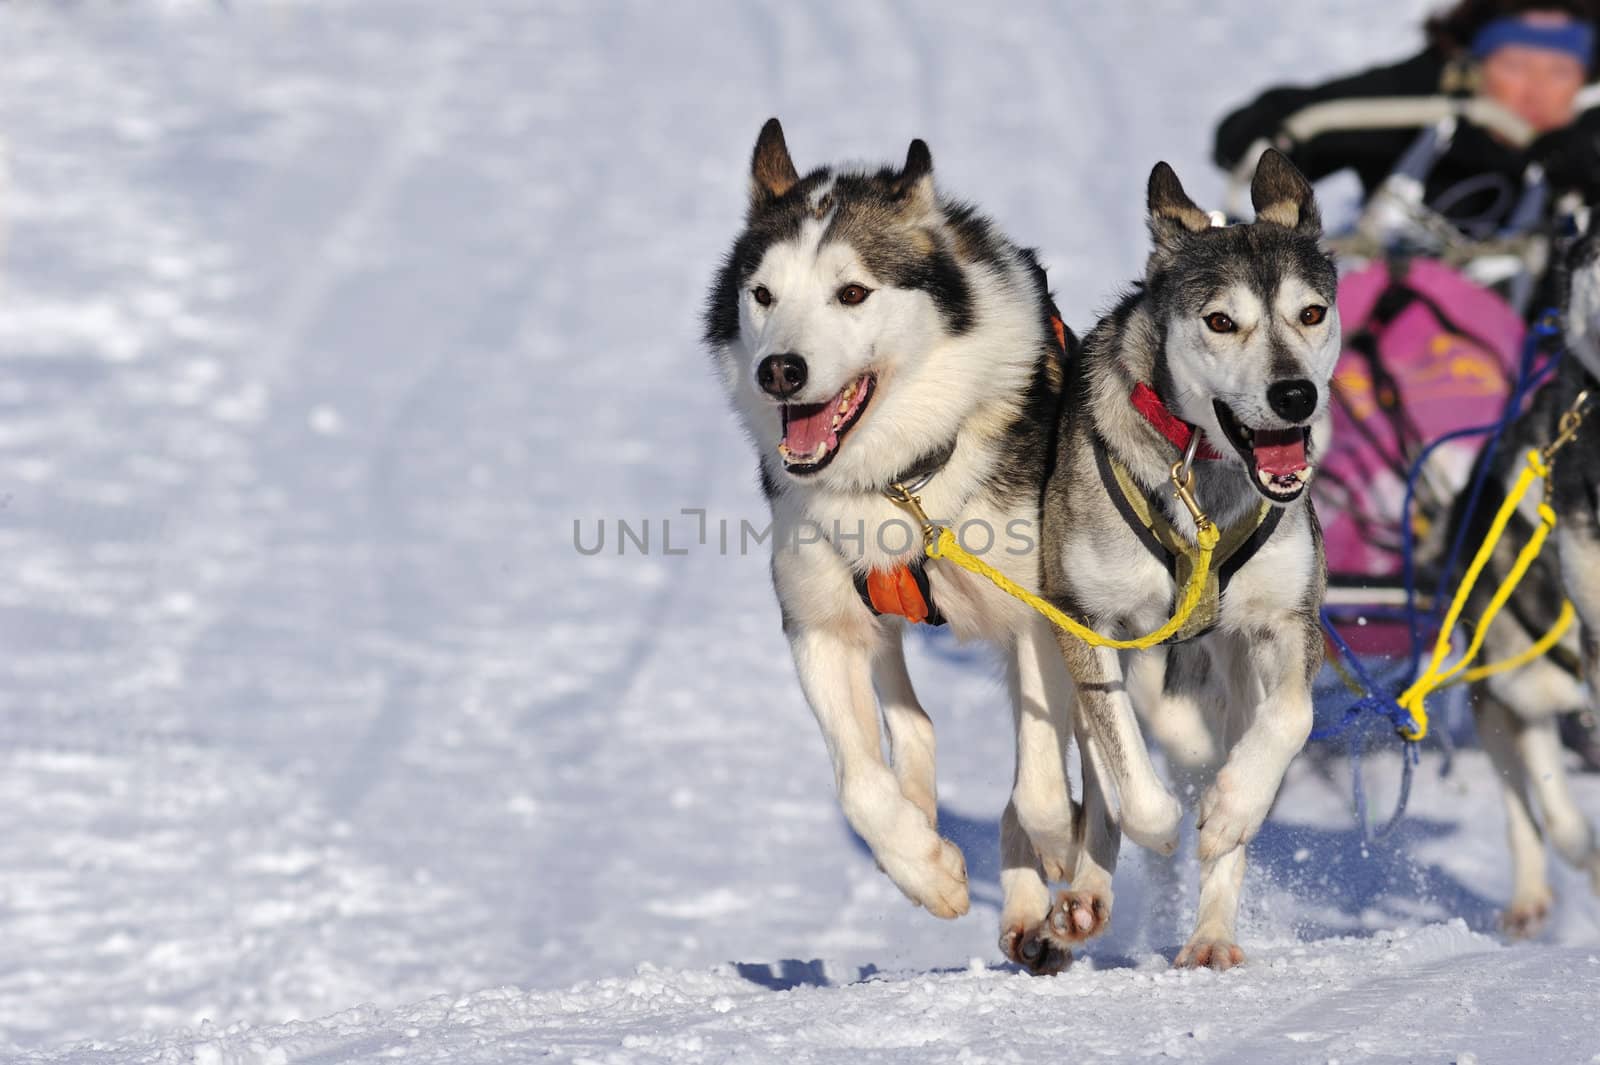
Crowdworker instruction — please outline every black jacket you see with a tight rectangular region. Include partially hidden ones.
[1214,49,1600,226]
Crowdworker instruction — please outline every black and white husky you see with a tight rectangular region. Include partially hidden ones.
[1036,152,1338,969]
[704,119,1089,970]
[1453,230,1600,936]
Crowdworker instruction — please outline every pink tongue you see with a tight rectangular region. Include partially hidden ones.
[1252,428,1307,476]
[783,401,834,453]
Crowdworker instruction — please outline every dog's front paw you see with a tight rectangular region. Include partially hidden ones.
[1502,889,1553,939]
[999,921,1073,975]
[881,834,970,919]
[1046,886,1112,944]
[1195,769,1268,861]
[1174,937,1245,971]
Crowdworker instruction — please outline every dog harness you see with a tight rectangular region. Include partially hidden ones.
[851,437,959,627]
[1096,384,1283,644]
[854,302,1071,627]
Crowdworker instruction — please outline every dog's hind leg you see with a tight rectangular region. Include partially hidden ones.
[1126,643,1221,935]
[1518,712,1600,895]
[874,629,939,829]
[1133,643,1225,790]
[1483,648,1600,903]
[1053,633,1182,856]
[1008,616,1081,880]
[1551,530,1600,894]
[790,623,969,918]
[999,803,1071,974]
[1476,691,1554,935]
[999,618,1081,974]
[1042,727,1118,948]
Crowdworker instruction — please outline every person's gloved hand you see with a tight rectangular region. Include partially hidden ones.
[1530,120,1600,197]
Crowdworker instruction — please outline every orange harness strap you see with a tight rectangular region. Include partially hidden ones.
[865,566,933,624]
[855,558,944,626]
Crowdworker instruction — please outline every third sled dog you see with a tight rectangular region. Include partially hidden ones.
[1037,151,1337,968]
[1453,229,1600,935]
[704,118,1093,972]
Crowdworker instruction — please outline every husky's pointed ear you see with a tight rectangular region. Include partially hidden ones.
[1147,161,1211,250]
[750,117,800,208]
[893,138,935,214]
[1250,149,1320,234]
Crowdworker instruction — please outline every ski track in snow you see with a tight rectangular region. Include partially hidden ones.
[0,1,1598,1061]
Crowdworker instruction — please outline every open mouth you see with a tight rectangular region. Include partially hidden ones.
[1212,398,1313,503]
[777,372,876,475]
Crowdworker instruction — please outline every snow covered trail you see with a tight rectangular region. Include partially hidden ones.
[1,0,1598,1061]
[19,924,1600,1064]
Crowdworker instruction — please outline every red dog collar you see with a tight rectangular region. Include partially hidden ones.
[1130,382,1224,460]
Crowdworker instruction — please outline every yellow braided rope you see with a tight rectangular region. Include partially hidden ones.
[1396,450,1556,740]
[901,402,1586,729]
[926,521,1221,651]
[1451,599,1575,687]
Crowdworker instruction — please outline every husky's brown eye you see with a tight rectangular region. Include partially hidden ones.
[837,283,871,306]
[1204,312,1236,333]
[752,285,773,307]
[1300,304,1327,326]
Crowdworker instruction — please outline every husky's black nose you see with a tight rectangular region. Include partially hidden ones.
[757,353,807,398]
[1267,379,1318,423]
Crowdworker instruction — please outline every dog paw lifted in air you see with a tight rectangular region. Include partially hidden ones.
[880,833,970,920]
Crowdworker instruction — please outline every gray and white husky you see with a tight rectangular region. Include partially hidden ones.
[1035,151,1338,968]
[704,119,1090,971]
[1452,230,1600,935]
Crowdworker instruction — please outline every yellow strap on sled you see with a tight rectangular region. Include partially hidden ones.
[885,460,1221,652]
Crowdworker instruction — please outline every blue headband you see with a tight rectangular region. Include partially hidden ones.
[1472,16,1595,67]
